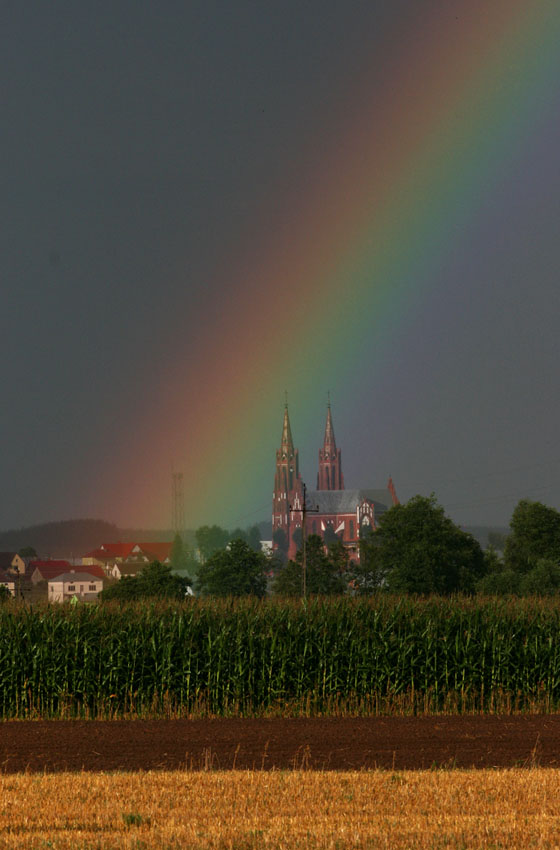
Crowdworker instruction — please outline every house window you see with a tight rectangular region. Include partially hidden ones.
[68,585,75,591]
[89,585,96,591]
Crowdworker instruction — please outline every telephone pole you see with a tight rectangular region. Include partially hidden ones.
[291,482,319,597]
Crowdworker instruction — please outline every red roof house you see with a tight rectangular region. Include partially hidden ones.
[30,560,105,584]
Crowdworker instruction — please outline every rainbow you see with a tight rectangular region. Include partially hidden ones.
[102,0,560,529]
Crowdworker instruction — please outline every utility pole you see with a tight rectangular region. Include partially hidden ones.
[291,482,319,598]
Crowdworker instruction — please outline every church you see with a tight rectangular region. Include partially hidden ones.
[272,403,398,560]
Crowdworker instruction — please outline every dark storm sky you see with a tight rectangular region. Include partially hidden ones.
[2,1,560,531]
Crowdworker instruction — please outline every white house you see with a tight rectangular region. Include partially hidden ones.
[48,572,103,603]
[0,568,16,596]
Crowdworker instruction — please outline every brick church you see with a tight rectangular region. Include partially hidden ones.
[272,403,398,560]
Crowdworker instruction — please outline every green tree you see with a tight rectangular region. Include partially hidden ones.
[476,546,519,595]
[170,533,198,580]
[351,528,387,594]
[323,524,339,546]
[272,534,346,596]
[519,559,560,596]
[170,533,188,570]
[0,585,12,602]
[196,539,268,597]
[291,527,303,551]
[504,500,560,574]
[229,528,248,544]
[246,525,262,552]
[195,525,231,562]
[368,495,486,595]
[101,561,191,601]
[18,546,37,559]
[272,528,288,564]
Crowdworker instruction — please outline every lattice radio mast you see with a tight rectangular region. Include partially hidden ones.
[171,472,185,536]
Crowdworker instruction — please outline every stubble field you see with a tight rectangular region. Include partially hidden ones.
[2,767,560,849]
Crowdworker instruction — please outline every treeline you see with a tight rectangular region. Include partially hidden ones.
[189,496,560,598]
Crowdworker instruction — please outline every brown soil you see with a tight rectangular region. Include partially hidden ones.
[2,716,560,773]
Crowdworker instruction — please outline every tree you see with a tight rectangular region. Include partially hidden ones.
[504,500,560,574]
[477,547,519,595]
[246,525,262,552]
[323,524,339,546]
[351,528,387,594]
[487,531,507,552]
[196,539,268,597]
[101,561,191,601]
[272,528,288,565]
[195,525,231,562]
[18,546,37,559]
[170,532,198,574]
[170,533,187,570]
[519,559,560,596]
[0,585,12,602]
[291,527,303,551]
[272,534,346,596]
[365,495,486,595]
[229,528,248,544]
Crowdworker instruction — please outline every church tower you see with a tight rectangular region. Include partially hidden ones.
[317,402,344,490]
[272,403,303,552]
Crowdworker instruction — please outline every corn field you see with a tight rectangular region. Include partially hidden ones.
[2,596,560,718]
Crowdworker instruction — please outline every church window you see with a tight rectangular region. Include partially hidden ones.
[349,520,354,538]
[312,521,317,533]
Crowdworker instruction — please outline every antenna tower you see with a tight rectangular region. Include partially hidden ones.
[171,472,185,535]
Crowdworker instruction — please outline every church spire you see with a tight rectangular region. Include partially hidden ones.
[280,401,294,453]
[317,399,344,490]
[272,398,303,560]
[323,402,336,451]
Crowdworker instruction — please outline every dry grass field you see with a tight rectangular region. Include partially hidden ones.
[2,769,560,849]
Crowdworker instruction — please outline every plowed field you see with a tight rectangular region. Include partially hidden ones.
[2,715,560,772]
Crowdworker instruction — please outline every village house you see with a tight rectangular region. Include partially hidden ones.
[29,560,105,585]
[0,552,26,576]
[82,541,173,576]
[48,571,103,603]
[110,562,144,580]
[0,568,16,596]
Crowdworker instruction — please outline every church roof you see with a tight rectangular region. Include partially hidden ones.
[306,488,393,515]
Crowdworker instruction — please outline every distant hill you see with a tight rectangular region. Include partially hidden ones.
[0,521,200,560]
[0,519,121,559]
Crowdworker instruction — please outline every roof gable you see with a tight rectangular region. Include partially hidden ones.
[0,552,17,570]
[99,543,137,558]
[49,572,103,584]
[137,542,172,562]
